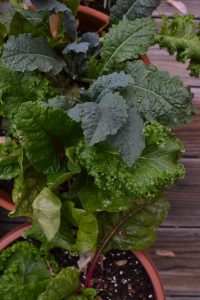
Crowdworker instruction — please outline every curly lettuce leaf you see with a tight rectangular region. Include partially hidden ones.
[110,0,161,24]
[155,14,200,77]
[101,18,156,73]
[98,195,169,251]
[122,60,193,127]
[69,92,128,145]
[2,34,64,74]
[76,122,185,200]
[12,101,82,174]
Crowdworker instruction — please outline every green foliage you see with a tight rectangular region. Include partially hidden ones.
[110,0,161,24]
[61,0,81,15]
[0,138,22,180]
[155,14,200,77]
[76,122,185,200]
[2,34,64,74]
[12,101,82,174]
[123,60,194,127]
[32,188,62,241]
[101,18,156,73]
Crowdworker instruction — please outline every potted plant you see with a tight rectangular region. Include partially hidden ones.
[0,0,194,299]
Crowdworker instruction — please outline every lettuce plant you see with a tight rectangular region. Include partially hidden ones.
[0,0,195,298]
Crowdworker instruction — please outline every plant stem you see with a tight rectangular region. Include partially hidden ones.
[85,205,144,287]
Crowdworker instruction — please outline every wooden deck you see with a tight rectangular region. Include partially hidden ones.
[148,1,200,299]
[0,1,200,299]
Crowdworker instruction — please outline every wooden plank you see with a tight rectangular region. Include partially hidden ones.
[179,158,200,185]
[153,0,200,18]
[167,297,200,300]
[164,185,200,227]
[148,228,200,295]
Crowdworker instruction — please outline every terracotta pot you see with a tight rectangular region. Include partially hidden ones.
[0,223,165,299]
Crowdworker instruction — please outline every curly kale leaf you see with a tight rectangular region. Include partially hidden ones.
[98,195,169,251]
[0,138,22,180]
[13,101,82,174]
[32,0,69,12]
[110,0,161,24]
[63,42,90,55]
[76,122,185,200]
[2,34,64,74]
[0,242,52,300]
[155,14,200,77]
[101,18,156,73]
[81,32,99,49]
[82,71,134,102]
[68,92,128,145]
[0,61,56,119]
[122,60,193,127]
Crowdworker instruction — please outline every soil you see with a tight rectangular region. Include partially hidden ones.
[52,248,155,300]
[81,0,117,14]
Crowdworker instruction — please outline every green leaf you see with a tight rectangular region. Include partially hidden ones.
[33,0,70,12]
[76,123,185,200]
[0,22,7,44]
[122,60,193,127]
[101,18,156,73]
[110,0,161,24]
[2,34,64,74]
[13,101,81,174]
[0,138,22,180]
[47,171,75,189]
[32,187,62,241]
[107,108,145,166]
[69,92,128,145]
[99,195,169,251]
[61,0,80,15]
[38,267,80,300]
[67,288,97,300]
[155,14,200,77]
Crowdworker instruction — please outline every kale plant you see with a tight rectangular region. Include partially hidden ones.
[0,0,195,298]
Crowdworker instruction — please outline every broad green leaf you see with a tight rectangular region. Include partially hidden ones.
[13,101,81,174]
[67,288,97,300]
[32,187,62,241]
[38,267,80,300]
[61,0,80,15]
[0,22,6,44]
[3,34,64,74]
[99,195,169,251]
[155,14,200,77]
[101,18,156,73]
[77,212,98,253]
[123,60,193,127]
[47,170,75,189]
[69,92,128,145]
[0,138,22,180]
[63,201,86,226]
[110,0,161,24]
[107,108,145,166]
[76,123,185,200]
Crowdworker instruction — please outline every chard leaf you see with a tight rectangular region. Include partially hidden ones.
[32,187,62,241]
[99,195,169,251]
[33,0,69,12]
[47,170,75,189]
[69,92,128,145]
[155,14,200,77]
[82,71,134,102]
[107,108,145,166]
[38,267,80,300]
[2,34,64,74]
[123,60,193,127]
[101,18,156,73]
[13,101,81,174]
[76,123,185,200]
[0,138,22,180]
[110,0,161,24]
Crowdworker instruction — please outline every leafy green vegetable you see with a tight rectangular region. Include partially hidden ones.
[98,195,169,251]
[38,267,80,300]
[32,187,62,241]
[76,122,185,199]
[0,138,22,180]
[33,0,69,12]
[155,14,200,77]
[101,18,156,73]
[69,92,128,145]
[2,34,64,74]
[110,0,161,24]
[13,101,81,174]
[122,60,193,127]
[61,0,80,15]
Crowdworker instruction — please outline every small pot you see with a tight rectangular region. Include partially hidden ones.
[0,224,165,300]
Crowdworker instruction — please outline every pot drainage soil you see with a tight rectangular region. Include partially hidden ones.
[51,248,155,300]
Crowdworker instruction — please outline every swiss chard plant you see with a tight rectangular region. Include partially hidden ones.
[0,0,195,299]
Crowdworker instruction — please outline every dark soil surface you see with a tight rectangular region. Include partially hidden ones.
[81,0,117,14]
[52,248,155,300]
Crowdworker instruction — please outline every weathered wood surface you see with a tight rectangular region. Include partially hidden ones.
[154,0,200,18]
